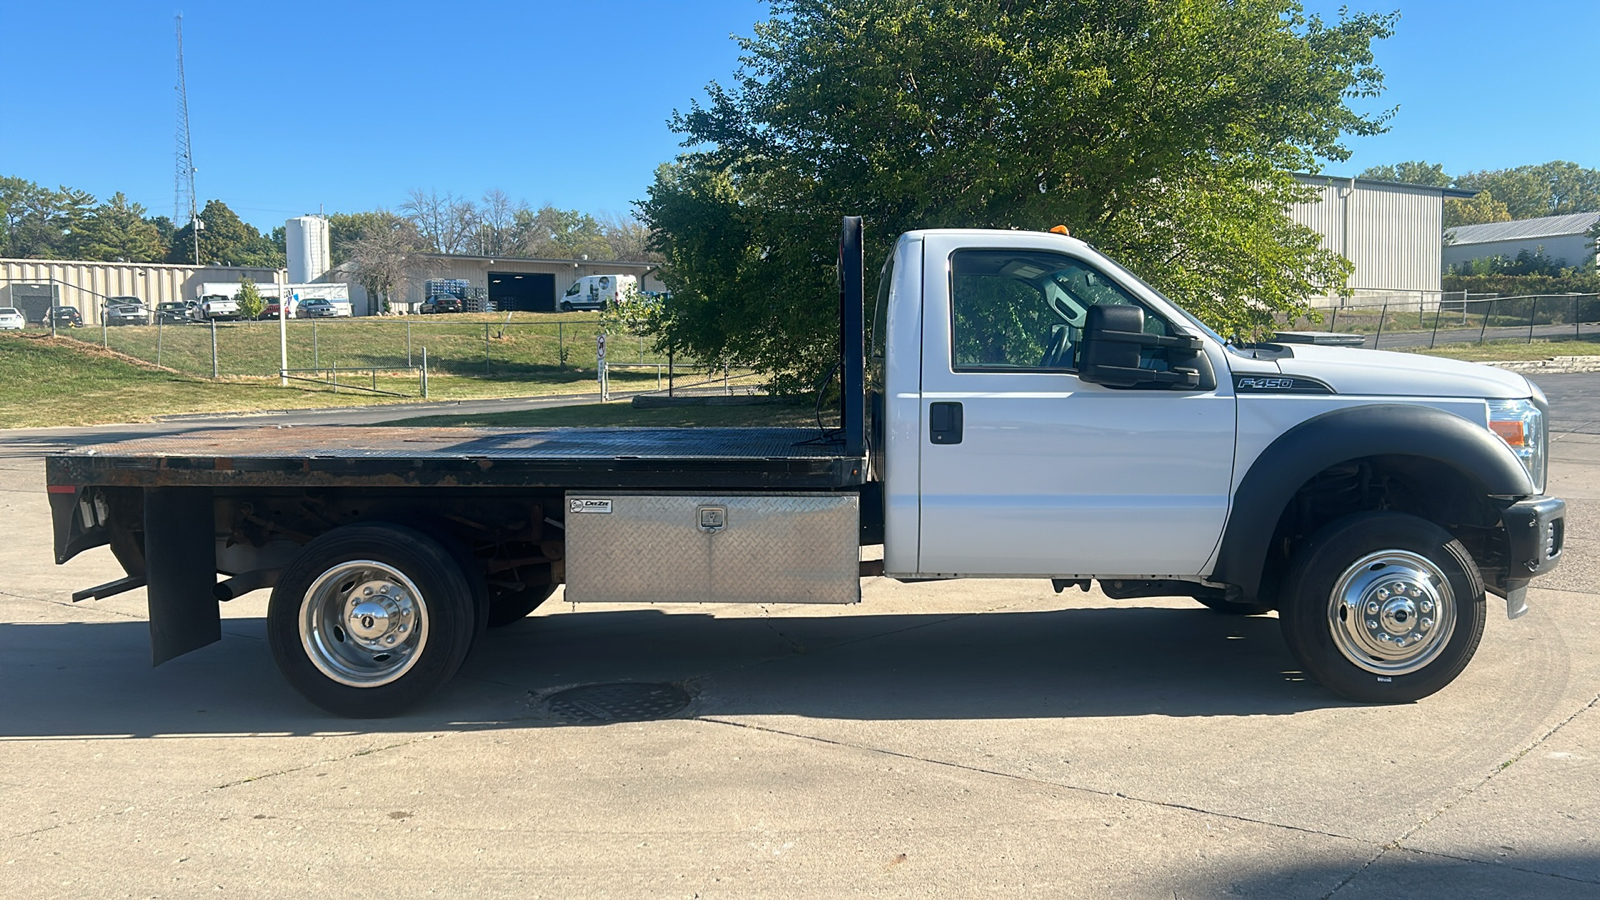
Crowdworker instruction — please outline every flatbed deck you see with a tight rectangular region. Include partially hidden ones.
[46,426,866,491]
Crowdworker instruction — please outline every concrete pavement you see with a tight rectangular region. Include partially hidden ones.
[0,389,1597,897]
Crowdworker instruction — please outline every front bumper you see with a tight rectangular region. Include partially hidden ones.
[1495,495,1566,617]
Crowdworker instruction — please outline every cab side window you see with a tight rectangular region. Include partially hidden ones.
[949,249,1168,373]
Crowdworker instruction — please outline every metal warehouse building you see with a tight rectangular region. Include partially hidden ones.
[1443,212,1600,273]
[0,258,278,325]
[331,254,664,314]
[1290,174,1473,308]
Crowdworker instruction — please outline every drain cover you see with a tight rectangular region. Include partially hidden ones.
[545,682,691,724]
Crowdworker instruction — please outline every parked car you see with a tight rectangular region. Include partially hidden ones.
[296,298,345,318]
[194,295,241,321]
[104,297,150,326]
[260,299,295,319]
[0,307,25,331]
[155,301,193,324]
[420,295,463,314]
[43,306,84,328]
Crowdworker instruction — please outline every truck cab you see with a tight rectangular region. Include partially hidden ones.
[873,228,1562,701]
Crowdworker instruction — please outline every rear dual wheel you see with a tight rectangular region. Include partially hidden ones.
[268,524,478,717]
[1279,512,1486,704]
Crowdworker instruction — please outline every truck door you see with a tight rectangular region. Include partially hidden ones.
[915,233,1236,577]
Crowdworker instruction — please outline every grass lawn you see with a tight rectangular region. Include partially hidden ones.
[67,312,648,380]
[383,400,823,429]
[1405,336,1600,362]
[0,333,680,428]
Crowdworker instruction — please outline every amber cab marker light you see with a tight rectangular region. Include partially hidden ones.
[1489,419,1526,448]
[1049,225,1071,236]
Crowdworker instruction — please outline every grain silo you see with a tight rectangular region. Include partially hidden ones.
[285,215,331,283]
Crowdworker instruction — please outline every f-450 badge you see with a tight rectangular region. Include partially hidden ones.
[1232,375,1334,394]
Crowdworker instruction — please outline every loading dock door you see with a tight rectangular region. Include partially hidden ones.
[488,272,556,312]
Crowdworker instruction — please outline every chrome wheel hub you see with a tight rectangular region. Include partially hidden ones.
[300,561,429,688]
[1328,551,1455,676]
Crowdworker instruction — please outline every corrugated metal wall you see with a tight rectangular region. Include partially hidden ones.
[1290,177,1444,306]
[0,258,279,324]
[1443,234,1597,272]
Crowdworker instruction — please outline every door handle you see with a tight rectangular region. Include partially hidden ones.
[929,401,963,444]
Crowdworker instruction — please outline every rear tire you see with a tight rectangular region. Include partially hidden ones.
[268,524,478,717]
[1279,512,1485,704]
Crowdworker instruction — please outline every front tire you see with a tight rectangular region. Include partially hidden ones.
[268,524,478,717]
[1280,512,1485,704]
[559,301,573,312]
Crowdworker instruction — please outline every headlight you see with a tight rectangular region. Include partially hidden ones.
[1487,398,1546,494]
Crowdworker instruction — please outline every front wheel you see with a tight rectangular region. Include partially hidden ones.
[268,524,478,717]
[1279,511,1485,704]
[559,301,573,312]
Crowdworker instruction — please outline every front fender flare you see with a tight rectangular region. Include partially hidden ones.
[1211,403,1531,602]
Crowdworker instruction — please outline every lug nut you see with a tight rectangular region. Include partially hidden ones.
[1421,618,1433,631]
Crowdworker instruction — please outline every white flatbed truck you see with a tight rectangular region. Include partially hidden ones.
[47,219,1567,716]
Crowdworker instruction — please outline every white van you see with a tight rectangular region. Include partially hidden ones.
[560,274,637,312]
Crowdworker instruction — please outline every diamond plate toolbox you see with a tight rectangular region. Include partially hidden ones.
[564,492,859,604]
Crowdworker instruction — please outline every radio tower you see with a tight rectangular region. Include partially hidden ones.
[174,14,200,265]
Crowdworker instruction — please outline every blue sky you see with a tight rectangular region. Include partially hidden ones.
[1,1,1595,233]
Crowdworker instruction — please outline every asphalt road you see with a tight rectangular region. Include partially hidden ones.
[1535,372,1600,435]
[0,373,1596,896]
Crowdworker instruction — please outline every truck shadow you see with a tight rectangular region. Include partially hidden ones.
[0,603,1351,739]
[1189,851,1600,898]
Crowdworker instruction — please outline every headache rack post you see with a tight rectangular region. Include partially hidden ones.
[840,216,865,458]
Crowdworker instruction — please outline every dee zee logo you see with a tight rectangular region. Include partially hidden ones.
[570,498,613,514]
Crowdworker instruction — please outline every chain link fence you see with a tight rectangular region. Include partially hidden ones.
[1290,293,1600,352]
[3,287,745,399]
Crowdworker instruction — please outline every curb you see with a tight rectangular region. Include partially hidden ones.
[1485,356,1600,375]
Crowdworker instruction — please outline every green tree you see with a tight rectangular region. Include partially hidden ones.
[1357,161,1452,187]
[147,215,177,258]
[77,193,165,262]
[234,277,265,319]
[511,205,616,260]
[167,199,284,267]
[642,0,1391,390]
[0,177,94,258]
[1443,189,1512,229]
[1456,162,1600,220]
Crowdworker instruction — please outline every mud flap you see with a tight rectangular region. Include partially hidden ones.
[144,488,220,666]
